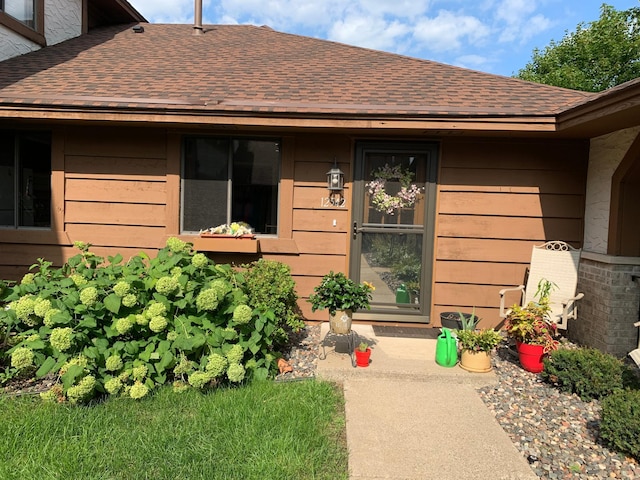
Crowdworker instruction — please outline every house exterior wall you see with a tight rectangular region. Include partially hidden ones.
[0,126,590,327]
[583,126,640,254]
[0,0,82,61]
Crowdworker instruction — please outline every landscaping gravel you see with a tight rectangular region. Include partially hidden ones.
[278,325,640,479]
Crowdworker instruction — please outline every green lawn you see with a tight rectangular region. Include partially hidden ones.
[0,379,348,480]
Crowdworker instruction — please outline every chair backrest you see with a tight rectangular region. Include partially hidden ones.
[524,241,581,322]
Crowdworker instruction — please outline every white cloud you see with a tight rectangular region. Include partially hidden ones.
[329,16,411,52]
[413,11,490,52]
[494,0,553,44]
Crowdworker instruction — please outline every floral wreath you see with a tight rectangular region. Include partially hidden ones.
[366,164,423,215]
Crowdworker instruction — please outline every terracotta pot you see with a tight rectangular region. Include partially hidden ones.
[355,347,371,367]
[329,309,352,334]
[516,341,545,373]
[459,350,492,373]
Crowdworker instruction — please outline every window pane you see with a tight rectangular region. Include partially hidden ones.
[231,139,279,235]
[0,132,16,226]
[4,0,35,27]
[18,132,51,227]
[182,138,229,232]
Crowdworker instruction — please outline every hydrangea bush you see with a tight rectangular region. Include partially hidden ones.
[0,238,285,404]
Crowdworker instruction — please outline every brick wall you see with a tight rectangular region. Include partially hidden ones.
[570,253,640,358]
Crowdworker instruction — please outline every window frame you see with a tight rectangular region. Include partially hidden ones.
[0,0,45,46]
[180,135,282,237]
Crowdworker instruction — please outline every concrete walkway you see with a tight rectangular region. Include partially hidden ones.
[315,323,537,480]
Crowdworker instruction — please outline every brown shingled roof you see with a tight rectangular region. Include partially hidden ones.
[0,23,593,119]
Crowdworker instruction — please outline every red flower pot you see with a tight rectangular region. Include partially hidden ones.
[516,341,545,373]
[355,348,371,367]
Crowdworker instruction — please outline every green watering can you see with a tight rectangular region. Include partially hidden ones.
[435,328,458,367]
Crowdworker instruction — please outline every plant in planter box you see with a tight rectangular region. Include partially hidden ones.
[355,341,371,367]
[504,279,559,373]
[308,272,374,334]
[454,328,503,373]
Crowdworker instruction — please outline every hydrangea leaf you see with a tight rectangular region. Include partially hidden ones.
[78,316,97,329]
[159,351,174,370]
[61,365,85,389]
[104,294,121,315]
[35,357,56,378]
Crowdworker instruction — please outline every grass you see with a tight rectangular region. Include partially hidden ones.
[0,379,348,480]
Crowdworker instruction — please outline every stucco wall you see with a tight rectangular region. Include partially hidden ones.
[584,126,640,253]
[0,25,39,61]
[45,0,81,46]
[0,0,81,61]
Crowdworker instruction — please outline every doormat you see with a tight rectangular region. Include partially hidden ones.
[372,326,439,339]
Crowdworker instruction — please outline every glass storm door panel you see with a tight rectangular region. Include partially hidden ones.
[350,142,438,323]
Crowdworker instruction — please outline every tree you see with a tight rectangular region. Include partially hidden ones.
[515,4,640,92]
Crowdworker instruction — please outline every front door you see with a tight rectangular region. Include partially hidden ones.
[350,141,438,322]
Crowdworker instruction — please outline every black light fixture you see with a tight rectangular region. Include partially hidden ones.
[327,158,344,192]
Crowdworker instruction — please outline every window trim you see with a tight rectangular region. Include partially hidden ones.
[180,135,282,237]
[0,0,45,46]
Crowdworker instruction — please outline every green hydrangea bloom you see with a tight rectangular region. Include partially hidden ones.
[210,279,230,298]
[135,314,148,326]
[172,381,190,393]
[205,353,228,378]
[226,344,244,365]
[227,363,246,383]
[50,327,73,351]
[188,371,211,389]
[11,347,34,370]
[149,316,168,333]
[26,334,40,342]
[155,276,179,295]
[40,389,58,403]
[170,267,182,278]
[196,288,219,312]
[118,370,131,382]
[66,375,96,404]
[70,273,88,287]
[191,253,208,269]
[14,295,36,322]
[60,355,88,375]
[43,308,62,327]
[105,355,123,372]
[132,365,148,382]
[73,241,89,251]
[233,305,252,324]
[113,281,131,297]
[79,286,98,306]
[129,382,149,400]
[166,237,189,253]
[173,356,194,375]
[21,273,35,285]
[145,301,167,318]
[122,293,137,308]
[33,298,52,318]
[166,331,178,341]
[115,317,134,335]
[104,377,123,395]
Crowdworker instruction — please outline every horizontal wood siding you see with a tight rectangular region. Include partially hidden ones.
[433,138,588,327]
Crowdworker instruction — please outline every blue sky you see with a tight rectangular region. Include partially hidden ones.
[128,0,639,77]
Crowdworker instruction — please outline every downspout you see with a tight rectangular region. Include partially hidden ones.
[193,0,203,35]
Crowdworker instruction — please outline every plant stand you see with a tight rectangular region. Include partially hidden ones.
[318,329,357,368]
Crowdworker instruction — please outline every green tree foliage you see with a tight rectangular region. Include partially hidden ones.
[516,4,640,92]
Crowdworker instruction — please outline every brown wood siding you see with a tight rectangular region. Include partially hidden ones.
[433,138,589,327]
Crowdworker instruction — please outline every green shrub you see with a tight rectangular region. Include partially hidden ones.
[600,389,640,460]
[241,259,304,346]
[0,239,283,404]
[542,347,636,401]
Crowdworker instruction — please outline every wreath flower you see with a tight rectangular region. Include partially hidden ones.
[366,164,423,215]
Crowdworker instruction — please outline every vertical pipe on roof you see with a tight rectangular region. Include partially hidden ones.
[193,0,204,35]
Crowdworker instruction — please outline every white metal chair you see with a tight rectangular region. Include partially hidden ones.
[499,241,584,330]
[630,322,640,367]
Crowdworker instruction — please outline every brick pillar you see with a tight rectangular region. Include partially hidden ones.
[570,253,640,358]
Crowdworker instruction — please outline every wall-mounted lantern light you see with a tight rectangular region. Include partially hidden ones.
[327,159,344,192]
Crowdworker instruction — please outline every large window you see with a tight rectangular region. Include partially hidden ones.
[1,0,36,28]
[0,131,51,228]
[182,137,280,235]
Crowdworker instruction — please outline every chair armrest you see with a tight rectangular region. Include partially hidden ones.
[634,321,640,328]
[559,292,585,328]
[499,285,524,318]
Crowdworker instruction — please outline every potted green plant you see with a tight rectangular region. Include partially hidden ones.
[455,328,503,373]
[355,341,371,367]
[308,272,374,334]
[504,279,560,373]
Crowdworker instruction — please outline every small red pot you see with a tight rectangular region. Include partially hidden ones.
[516,341,545,373]
[355,348,371,367]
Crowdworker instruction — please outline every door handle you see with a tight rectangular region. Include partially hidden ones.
[353,221,359,239]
